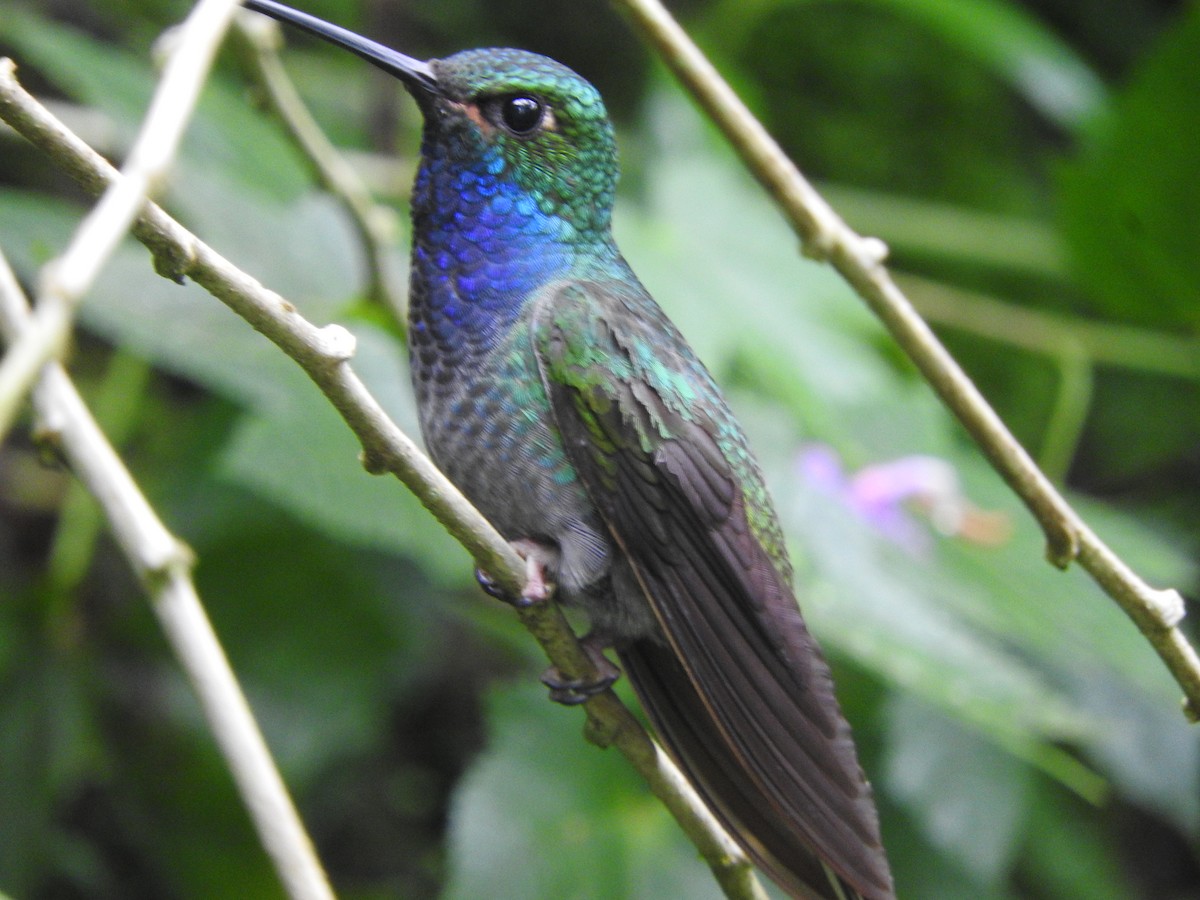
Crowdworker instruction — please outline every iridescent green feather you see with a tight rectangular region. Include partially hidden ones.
[532,281,793,584]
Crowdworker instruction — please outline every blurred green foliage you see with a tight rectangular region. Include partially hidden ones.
[0,0,1197,898]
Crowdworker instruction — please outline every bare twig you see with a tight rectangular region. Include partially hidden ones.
[233,11,407,319]
[608,0,1200,722]
[0,62,765,899]
[0,250,335,900]
[0,0,243,442]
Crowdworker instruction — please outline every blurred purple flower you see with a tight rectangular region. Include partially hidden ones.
[797,444,1010,555]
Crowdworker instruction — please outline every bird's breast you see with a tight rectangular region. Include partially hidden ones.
[411,312,614,604]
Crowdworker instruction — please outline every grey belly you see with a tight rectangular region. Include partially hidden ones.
[417,379,659,642]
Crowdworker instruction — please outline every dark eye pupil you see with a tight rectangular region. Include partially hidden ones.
[502,96,543,134]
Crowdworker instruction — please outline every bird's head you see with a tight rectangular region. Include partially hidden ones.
[243,1,618,236]
[422,49,617,232]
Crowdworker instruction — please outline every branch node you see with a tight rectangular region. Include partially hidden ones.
[1149,588,1186,629]
[32,419,67,465]
[1184,697,1199,724]
[1043,521,1080,569]
[859,235,890,267]
[152,235,199,284]
[142,536,197,592]
[799,228,835,262]
[358,447,390,475]
[314,323,356,362]
[583,706,621,749]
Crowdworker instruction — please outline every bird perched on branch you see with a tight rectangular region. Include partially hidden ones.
[242,3,894,896]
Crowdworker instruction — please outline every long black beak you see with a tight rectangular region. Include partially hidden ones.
[241,0,440,96]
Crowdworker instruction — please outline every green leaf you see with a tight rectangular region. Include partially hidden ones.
[1057,5,1200,333]
[165,170,368,310]
[189,500,427,786]
[0,189,80,271]
[0,182,456,575]
[861,0,1105,127]
[884,694,1031,882]
[704,0,1104,129]
[444,686,725,900]
[1018,787,1134,900]
[0,635,99,895]
[217,322,470,579]
[780,460,1102,778]
[0,183,365,411]
[0,5,312,200]
[881,801,1014,900]
[615,99,898,452]
[816,182,1068,280]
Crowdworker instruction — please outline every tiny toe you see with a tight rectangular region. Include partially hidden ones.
[540,665,619,706]
[476,566,539,608]
[511,538,559,604]
[475,567,509,601]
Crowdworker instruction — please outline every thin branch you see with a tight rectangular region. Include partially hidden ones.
[0,62,766,899]
[0,0,243,442]
[44,352,150,614]
[608,0,1200,722]
[233,11,407,319]
[0,250,335,900]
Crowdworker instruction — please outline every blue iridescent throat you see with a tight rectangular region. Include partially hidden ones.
[410,146,610,351]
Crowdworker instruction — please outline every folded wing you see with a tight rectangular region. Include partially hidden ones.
[531,281,893,900]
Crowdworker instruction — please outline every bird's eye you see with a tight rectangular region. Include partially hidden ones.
[499,95,544,135]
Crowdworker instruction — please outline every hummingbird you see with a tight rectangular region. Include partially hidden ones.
[242,2,894,897]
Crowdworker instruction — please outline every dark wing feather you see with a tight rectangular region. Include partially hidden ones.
[532,282,894,900]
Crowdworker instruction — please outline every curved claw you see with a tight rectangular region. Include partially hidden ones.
[474,567,517,603]
[541,665,619,706]
[475,539,559,608]
[540,632,621,705]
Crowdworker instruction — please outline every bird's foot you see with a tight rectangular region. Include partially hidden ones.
[474,566,507,600]
[475,538,559,608]
[541,631,620,706]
